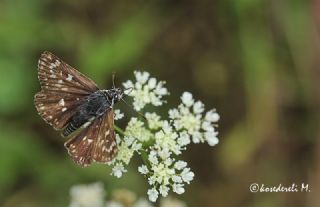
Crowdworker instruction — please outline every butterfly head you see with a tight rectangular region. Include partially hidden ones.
[105,88,124,103]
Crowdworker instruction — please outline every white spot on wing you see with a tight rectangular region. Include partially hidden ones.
[58,99,65,106]
[62,107,67,112]
[66,74,73,81]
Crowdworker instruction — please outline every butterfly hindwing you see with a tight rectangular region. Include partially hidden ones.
[93,109,118,163]
[64,110,118,166]
[64,116,103,166]
[35,51,99,130]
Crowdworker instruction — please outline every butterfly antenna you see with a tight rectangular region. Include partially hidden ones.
[112,72,116,88]
[121,98,147,121]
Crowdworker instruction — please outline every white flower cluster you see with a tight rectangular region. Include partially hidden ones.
[69,182,105,207]
[69,183,186,207]
[169,92,219,146]
[109,71,219,202]
[123,71,169,111]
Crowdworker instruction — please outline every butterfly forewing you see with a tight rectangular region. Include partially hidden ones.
[37,51,99,93]
[35,51,99,130]
[35,91,85,130]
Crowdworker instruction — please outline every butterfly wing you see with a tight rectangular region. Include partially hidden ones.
[64,116,103,166]
[34,51,99,130]
[93,109,118,163]
[64,110,118,167]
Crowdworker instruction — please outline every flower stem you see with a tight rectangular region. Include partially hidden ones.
[140,149,151,169]
[114,125,125,135]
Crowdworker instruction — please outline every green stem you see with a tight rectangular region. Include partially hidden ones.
[114,124,125,135]
[140,149,151,168]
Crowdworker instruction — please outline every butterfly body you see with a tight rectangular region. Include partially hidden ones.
[35,51,121,167]
[62,89,123,137]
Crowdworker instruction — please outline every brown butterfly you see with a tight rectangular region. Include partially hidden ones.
[34,51,123,167]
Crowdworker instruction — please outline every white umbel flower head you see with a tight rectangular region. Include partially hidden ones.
[123,71,169,111]
[69,182,105,207]
[107,71,220,202]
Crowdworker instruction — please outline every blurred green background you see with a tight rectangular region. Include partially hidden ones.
[0,0,319,206]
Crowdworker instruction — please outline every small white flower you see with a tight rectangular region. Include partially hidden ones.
[131,142,142,151]
[202,121,214,132]
[123,80,134,91]
[180,168,194,184]
[138,165,149,175]
[181,92,194,107]
[145,112,163,130]
[114,109,124,120]
[116,141,134,165]
[69,182,105,207]
[205,131,219,146]
[150,162,175,186]
[148,151,159,165]
[159,185,169,197]
[177,131,190,147]
[168,108,179,119]
[191,131,203,143]
[164,157,174,166]
[170,104,202,135]
[172,175,182,183]
[205,110,220,122]
[154,81,168,96]
[155,122,180,155]
[111,163,127,178]
[125,118,152,142]
[148,78,157,89]
[136,71,150,84]
[193,101,204,114]
[157,148,171,160]
[174,161,187,170]
[147,188,159,202]
[172,184,185,194]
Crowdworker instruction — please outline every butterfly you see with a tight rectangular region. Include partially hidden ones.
[34,51,123,167]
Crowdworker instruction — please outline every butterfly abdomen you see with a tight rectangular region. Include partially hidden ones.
[62,91,112,137]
